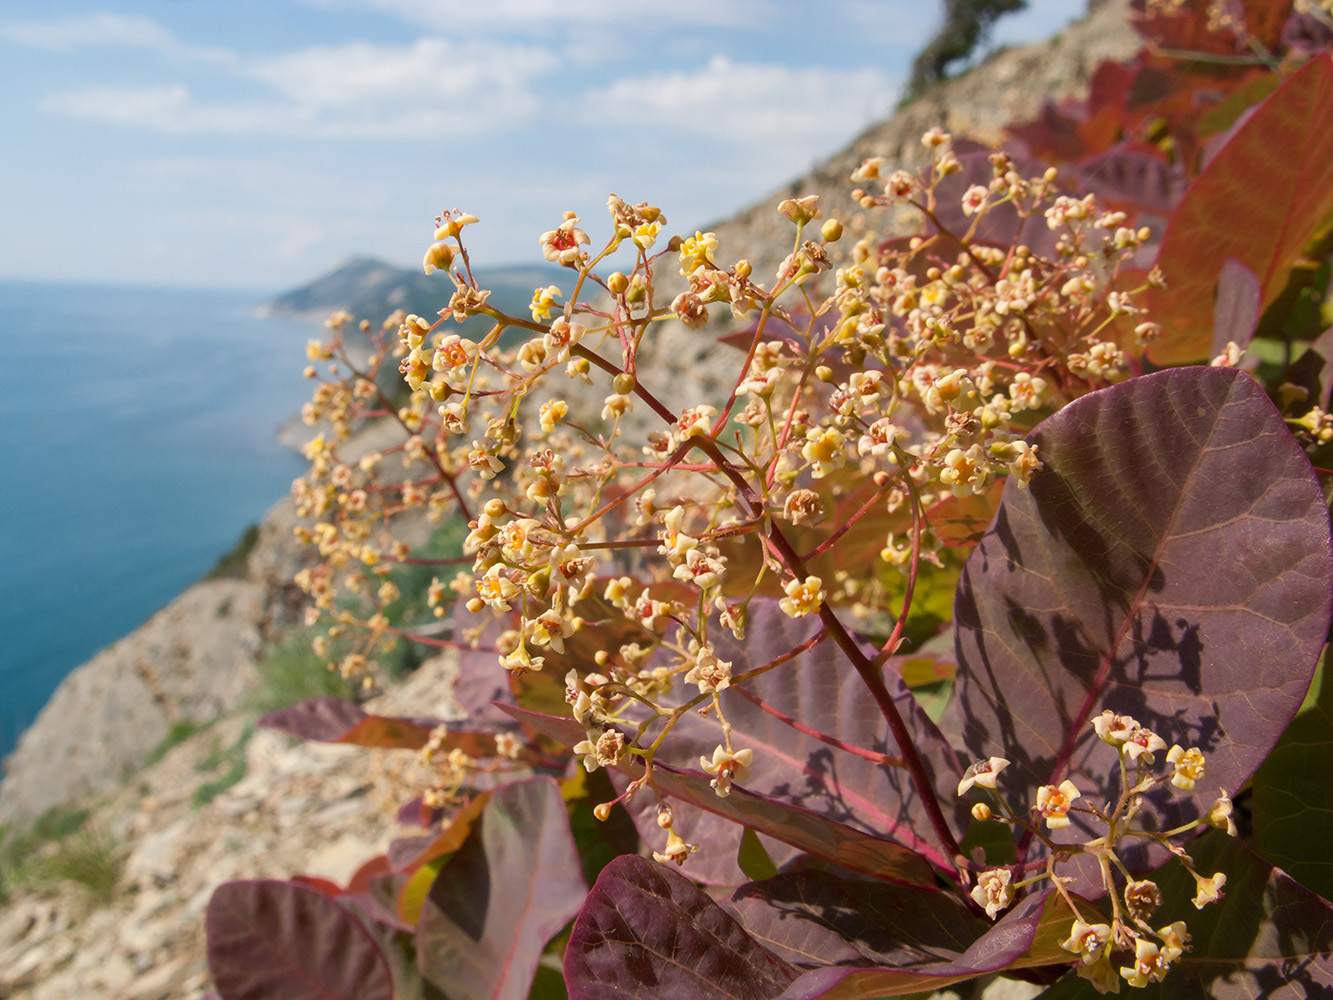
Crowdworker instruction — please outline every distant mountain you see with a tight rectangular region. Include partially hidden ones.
[258,256,566,326]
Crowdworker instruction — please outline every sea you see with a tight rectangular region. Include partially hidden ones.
[0,280,320,762]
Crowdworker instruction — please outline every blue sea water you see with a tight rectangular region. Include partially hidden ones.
[0,280,318,761]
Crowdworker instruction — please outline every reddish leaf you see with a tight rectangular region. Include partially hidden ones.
[1212,258,1262,358]
[723,869,988,968]
[1148,54,1333,364]
[773,889,1089,999]
[1077,143,1186,218]
[416,777,587,1000]
[288,875,342,898]
[954,367,1333,883]
[206,879,393,1000]
[258,696,367,742]
[503,704,938,888]
[258,695,495,753]
[565,855,801,1000]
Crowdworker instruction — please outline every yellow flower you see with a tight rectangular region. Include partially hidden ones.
[779,576,825,619]
[1060,918,1112,965]
[970,869,1014,919]
[1166,745,1206,790]
[801,427,847,479]
[1036,779,1081,829]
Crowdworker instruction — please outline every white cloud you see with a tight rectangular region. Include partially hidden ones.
[36,35,558,137]
[587,55,898,148]
[247,37,555,110]
[296,0,772,31]
[0,12,233,64]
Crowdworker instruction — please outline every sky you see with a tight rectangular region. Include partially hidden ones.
[0,0,1086,293]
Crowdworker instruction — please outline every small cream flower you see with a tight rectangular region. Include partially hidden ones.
[1060,918,1112,965]
[540,213,590,264]
[1192,871,1226,909]
[779,575,825,619]
[684,646,732,695]
[1122,727,1167,763]
[1166,745,1206,790]
[1092,710,1140,746]
[573,727,626,773]
[970,869,1014,919]
[957,757,1010,797]
[1207,790,1238,836]
[699,745,753,798]
[1121,937,1171,987]
[801,426,847,478]
[652,829,698,866]
[1158,920,1190,962]
[1036,779,1081,829]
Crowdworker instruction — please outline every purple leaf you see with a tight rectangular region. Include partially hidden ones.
[928,151,1058,258]
[670,601,964,871]
[1212,258,1261,359]
[258,696,367,742]
[562,599,963,880]
[416,776,587,1000]
[772,889,1078,999]
[259,695,493,753]
[502,705,938,888]
[1078,142,1186,218]
[565,855,801,1000]
[206,879,394,1000]
[723,870,988,968]
[954,367,1333,880]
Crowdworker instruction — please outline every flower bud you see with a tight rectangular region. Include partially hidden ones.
[821,219,844,242]
[613,373,637,394]
[607,271,629,295]
[971,802,992,822]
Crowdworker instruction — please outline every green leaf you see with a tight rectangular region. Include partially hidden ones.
[737,828,779,883]
[1249,655,1333,900]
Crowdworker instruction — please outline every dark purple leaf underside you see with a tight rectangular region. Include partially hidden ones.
[613,769,800,886]
[608,599,965,882]
[1078,143,1186,219]
[773,889,1073,999]
[416,776,587,1000]
[501,705,937,888]
[954,367,1333,873]
[1212,258,1261,359]
[929,151,1058,259]
[258,696,366,742]
[724,870,988,968]
[259,696,486,752]
[205,879,393,1000]
[565,855,801,1000]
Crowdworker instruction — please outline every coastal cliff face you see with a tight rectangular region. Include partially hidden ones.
[1,5,1138,997]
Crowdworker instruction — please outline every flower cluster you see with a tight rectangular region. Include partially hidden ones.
[288,133,1158,886]
[957,709,1235,992]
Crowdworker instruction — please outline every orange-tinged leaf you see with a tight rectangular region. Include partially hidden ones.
[395,792,492,925]
[1148,54,1333,365]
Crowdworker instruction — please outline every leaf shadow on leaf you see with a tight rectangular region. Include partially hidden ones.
[723,870,989,969]
[953,368,1333,889]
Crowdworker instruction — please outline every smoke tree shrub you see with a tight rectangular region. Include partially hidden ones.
[206,3,1333,996]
